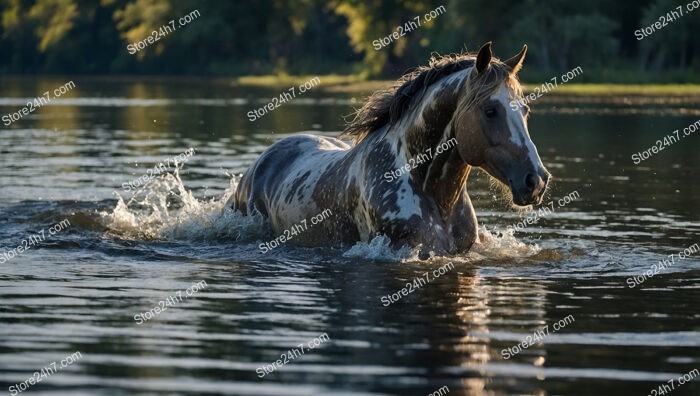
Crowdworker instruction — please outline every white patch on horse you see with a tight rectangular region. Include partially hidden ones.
[268,139,348,228]
[413,70,467,127]
[491,84,541,168]
[390,72,465,186]
[390,178,422,220]
[422,118,454,190]
[444,69,470,93]
[353,202,373,241]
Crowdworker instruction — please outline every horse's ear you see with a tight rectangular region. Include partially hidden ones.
[475,42,492,74]
[504,44,527,75]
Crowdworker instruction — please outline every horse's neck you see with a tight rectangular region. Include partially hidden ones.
[386,70,472,217]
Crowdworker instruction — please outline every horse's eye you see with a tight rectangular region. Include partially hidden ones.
[484,107,497,118]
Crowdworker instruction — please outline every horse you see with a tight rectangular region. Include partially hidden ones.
[232,42,550,255]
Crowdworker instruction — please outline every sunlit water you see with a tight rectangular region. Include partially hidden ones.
[1,77,699,395]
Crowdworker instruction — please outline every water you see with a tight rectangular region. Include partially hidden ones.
[1,77,699,395]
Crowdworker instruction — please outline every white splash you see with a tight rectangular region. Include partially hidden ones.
[99,165,542,262]
[469,226,542,260]
[100,168,267,241]
[343,235,421,262]
[343,226,541,262]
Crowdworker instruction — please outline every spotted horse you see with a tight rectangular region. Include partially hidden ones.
[232,42,550,256]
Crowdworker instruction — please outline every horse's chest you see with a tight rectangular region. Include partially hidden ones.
[349,179,424,239]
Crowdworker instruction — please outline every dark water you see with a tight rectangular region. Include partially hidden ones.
[1,77,699,395]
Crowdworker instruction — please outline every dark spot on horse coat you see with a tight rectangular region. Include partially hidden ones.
[287,171,311,204]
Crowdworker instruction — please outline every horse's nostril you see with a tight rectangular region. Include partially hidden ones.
[524,173,538,190]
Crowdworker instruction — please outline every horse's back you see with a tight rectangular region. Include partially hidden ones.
[232,134,350,219]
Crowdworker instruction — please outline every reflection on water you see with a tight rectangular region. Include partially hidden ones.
[0,77,699,395]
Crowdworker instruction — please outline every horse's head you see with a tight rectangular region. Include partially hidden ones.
[454,42,550,207]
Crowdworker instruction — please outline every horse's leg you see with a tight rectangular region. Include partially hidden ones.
[230,158,270,217]
[380,210,453,257]
[388,195,476,256]
[230,172,251,214]
[448,190,478,253]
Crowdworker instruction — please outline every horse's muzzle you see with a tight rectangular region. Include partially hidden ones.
[511,169,549,206]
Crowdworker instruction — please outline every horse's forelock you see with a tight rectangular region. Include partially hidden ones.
[461,60,520,111]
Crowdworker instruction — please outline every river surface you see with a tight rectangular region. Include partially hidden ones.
[0,77,699,395]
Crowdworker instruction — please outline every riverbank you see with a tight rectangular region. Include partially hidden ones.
[2,74,698,96]
[235,75,700,95]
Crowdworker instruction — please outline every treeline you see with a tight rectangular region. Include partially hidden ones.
[1,0,699,81]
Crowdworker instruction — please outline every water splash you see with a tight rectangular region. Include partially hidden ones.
[342,226,542,263]
[99,166,543,262]
[99,168,267,241]
[343,235,421,262]
[470,226,542,259]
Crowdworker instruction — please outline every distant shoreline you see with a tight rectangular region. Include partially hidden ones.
[236,75,700,95]
[2,74,700,95]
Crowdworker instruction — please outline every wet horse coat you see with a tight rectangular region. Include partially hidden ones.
[233,43,550,255]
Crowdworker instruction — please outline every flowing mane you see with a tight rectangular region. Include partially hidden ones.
[341,52,521,144]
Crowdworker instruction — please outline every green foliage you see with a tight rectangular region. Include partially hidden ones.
[500,0,619,72]
[113,0,171,59]
[0,0,697,81]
